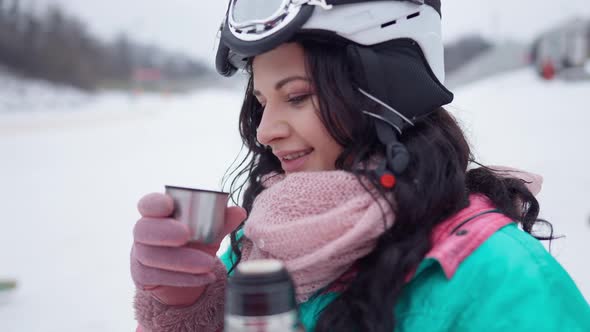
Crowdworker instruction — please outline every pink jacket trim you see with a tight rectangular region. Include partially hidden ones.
[425,194,513,279]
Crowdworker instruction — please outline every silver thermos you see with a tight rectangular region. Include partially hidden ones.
[224,259,304,332]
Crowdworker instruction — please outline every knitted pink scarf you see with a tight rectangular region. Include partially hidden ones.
[241,171,395,303]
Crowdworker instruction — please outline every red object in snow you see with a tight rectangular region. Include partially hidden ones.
[541,60,556,80]
[133,68,162,82]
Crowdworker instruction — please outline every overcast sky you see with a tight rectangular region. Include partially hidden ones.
[22,0,590,67]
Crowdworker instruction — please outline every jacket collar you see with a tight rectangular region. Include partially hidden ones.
[409,194,513,280]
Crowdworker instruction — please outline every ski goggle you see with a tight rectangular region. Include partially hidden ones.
[226,0,425,42]
[217,0,324,75]
[227,0,331,42]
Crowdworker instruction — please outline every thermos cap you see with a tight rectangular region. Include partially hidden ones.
[226,259,297,316]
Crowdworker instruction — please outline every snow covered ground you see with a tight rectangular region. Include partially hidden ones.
[0,66,92,113]
[0,87,244,331]
[0,68,589,331]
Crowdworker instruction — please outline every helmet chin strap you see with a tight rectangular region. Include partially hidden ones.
[362,104,411,189]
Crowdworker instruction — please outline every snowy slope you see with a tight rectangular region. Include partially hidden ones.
[0,67,91,113]
[0,68,589,331]
[0,89,244,331]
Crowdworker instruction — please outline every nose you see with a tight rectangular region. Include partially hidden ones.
[256,103,290,147]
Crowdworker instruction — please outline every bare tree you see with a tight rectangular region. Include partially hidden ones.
[0,2,210,91]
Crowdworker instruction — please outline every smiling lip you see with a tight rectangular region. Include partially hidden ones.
[274,149,313,173]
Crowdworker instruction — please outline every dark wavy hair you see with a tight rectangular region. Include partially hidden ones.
[223,35,554,332]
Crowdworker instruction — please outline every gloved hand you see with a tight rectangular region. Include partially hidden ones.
[131,192,246,306]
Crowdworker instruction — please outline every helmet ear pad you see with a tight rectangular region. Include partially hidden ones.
[347,38,453,122]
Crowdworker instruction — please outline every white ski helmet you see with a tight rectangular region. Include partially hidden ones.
[216,0,445,84]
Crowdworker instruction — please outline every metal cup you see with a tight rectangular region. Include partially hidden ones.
[164,185,229,244]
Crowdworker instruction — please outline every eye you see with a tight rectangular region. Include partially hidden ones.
[287,94,311,106]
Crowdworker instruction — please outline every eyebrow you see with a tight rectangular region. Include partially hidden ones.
[253,76,310,97]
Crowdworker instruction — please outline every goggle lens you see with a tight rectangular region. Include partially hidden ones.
[231,0,288,26]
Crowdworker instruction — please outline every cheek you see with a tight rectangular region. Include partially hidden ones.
[325,141,343,167]
[299,108,343,167]
[313,129,343,167]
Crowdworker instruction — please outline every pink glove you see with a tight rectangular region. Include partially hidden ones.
[131,192,246,306]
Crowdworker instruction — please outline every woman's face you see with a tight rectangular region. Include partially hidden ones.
[252,42,343,174]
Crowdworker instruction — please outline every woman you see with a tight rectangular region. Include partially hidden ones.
[130,1,590,331]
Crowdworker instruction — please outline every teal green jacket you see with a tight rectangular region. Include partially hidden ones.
[220,218,590,331]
